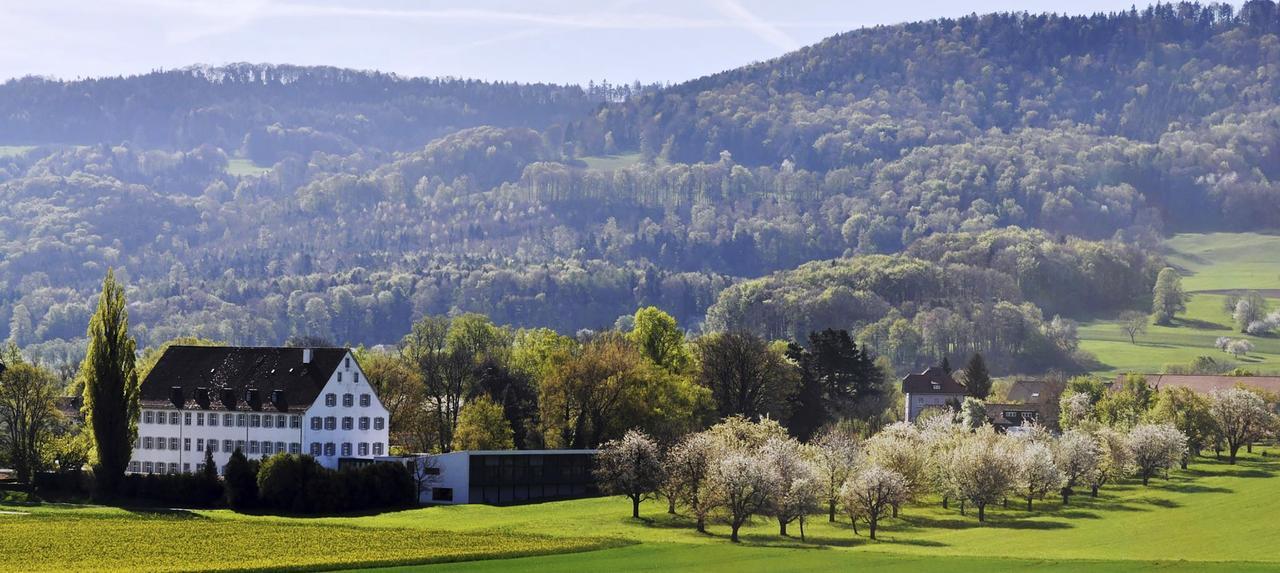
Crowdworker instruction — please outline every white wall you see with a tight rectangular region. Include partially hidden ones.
[301,351,391,468]
[389,452,471,504]
[132,408,304,475]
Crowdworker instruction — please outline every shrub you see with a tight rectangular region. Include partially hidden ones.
[223,449,260,509]
[255,453,415,514]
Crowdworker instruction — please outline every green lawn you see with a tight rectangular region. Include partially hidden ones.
[227,158,272,176]
[578,152,667,171]
[1079,232,1280,374]
[8,454,1280,572]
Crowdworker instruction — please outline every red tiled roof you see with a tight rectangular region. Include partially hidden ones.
[902,367,967,395]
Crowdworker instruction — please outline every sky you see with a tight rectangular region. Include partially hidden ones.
[0,1,1241,86]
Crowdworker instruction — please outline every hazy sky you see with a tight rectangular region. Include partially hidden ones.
[0,1,1239,85]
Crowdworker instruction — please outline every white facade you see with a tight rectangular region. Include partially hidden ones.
[904,392,963,422]
[129,349,390,475]
[382,449,598,505]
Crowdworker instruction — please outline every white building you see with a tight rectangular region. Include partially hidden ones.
[902,366,968,422]
[383,449,598,505]
[130,346,389,475]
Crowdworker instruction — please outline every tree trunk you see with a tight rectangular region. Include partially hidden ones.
[696,516,706,533]
[632,496,640,519]
[731,522,741,543]
[779,519,787,537]
[1229,444,1239,464]
[828,500,836,522]
[1027,497,1033,511]
[800,517,806,541]
[977,503,986,522]
[960,499,966,515]
[1061,488,1070,505]
[868,516,877,540]
[851,515,858,536]
[667,494,677,514]
[942,496,948,509]
[1091,485,1098,497]
[891,503,899,517]
[1142,474,1150,486]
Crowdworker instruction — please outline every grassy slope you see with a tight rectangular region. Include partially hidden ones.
[227,158,272,177]
[1079,232,1280,374]
[5,455,1280,572]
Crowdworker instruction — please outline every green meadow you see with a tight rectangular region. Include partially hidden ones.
[0,145,37,158]
[227,158,272,177]
[1079,232,1280,374]
[6,454,1280,572]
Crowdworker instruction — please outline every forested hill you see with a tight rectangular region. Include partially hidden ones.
[0,64,635,158]
[3,3,1279,375]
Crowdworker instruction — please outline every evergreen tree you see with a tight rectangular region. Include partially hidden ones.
[79,269,139,498]
[940,356,953,375]
[223,448,258,509]
[1151,267,1187,325]
[963,353,991,399]
[202,448,218,481]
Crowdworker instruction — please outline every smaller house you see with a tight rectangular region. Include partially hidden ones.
[384,449,599,505]
[985,402,1043,432]
[902,367,967,422]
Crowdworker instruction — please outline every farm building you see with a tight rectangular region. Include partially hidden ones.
[130,346,390,475]
[384,450,599,505]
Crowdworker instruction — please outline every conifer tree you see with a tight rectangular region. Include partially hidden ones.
[963,353,991,400]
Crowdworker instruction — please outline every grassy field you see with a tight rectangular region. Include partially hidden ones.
[578,152,669,171]
[7,454,1280,572]
[1079,232,1280,374]
[227,158,272,177]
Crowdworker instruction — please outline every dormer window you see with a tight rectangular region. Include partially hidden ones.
[931,384,941,390]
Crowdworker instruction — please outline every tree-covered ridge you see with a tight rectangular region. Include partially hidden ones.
[706,228,1157,374]
[0,63,633,154]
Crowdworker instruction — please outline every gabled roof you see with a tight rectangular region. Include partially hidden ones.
[1008,380,1050,404]
[902,367,967,395]
[1116,374,1280,396]
[139,346,349,412]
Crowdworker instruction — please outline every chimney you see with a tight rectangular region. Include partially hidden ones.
[245,388,262,411]
[195,387,211,409]
[220,388,237,410]
[302,348,313,364]
[270,389,288,412]
[169,386,184,409]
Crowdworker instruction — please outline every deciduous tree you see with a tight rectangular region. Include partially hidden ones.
[594,429,664,519]
[79,269,139,498]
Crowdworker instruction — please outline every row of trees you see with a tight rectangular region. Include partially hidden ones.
[595,412,1196,542]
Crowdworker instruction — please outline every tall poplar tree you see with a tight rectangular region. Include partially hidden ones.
[80,269,139,498]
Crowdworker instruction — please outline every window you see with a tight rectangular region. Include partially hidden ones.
[197,412,205,426]
[249,441,260,455]
[236,440,246,453]
[359,394,371,407]
[341,443,352,457]
[183,463,190,474]
[143,461,153,474]
[324,443,335,456]
[236,414,246,427]
[168,463,178,475]
[263,415,274,429]
[223,413,233,427]
[155,411,165,425]
[169,438,179,450]
[155,438,165,450]
[325,393,336,407]
[373,442,384,456]
[143,436,154,449]
[345,357,350,369]
[359,417,370,431]
[276,441,286,454]
[310,442,322,456]
[277,415,287,428]
[208,413,218,427]
[290,415,301,429]
[358,442,369,456]
[184,412,192,425]
[337,372,343,383]
[223,439,234,453]
[373,417,385,431]
[129,461,140,473]
[209,440,219,453]
[310,417,322,430]
[431,488,454,502]
[290,443,301,454]
[195,463,204,473]
[354,372,360,384]
[263,441,274,455]
[341,417,353,431]
[324,416,336,431]
[342,393,353,407]
[183,438,191,452]
[197,438,204,452]
[144,411,154,424]
[250,414,261,428]
[169,412,179,425]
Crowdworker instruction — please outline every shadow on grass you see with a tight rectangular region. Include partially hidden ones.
[122,507,209,519]
[895,514,1072,532]
[1172,317,1231,330]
